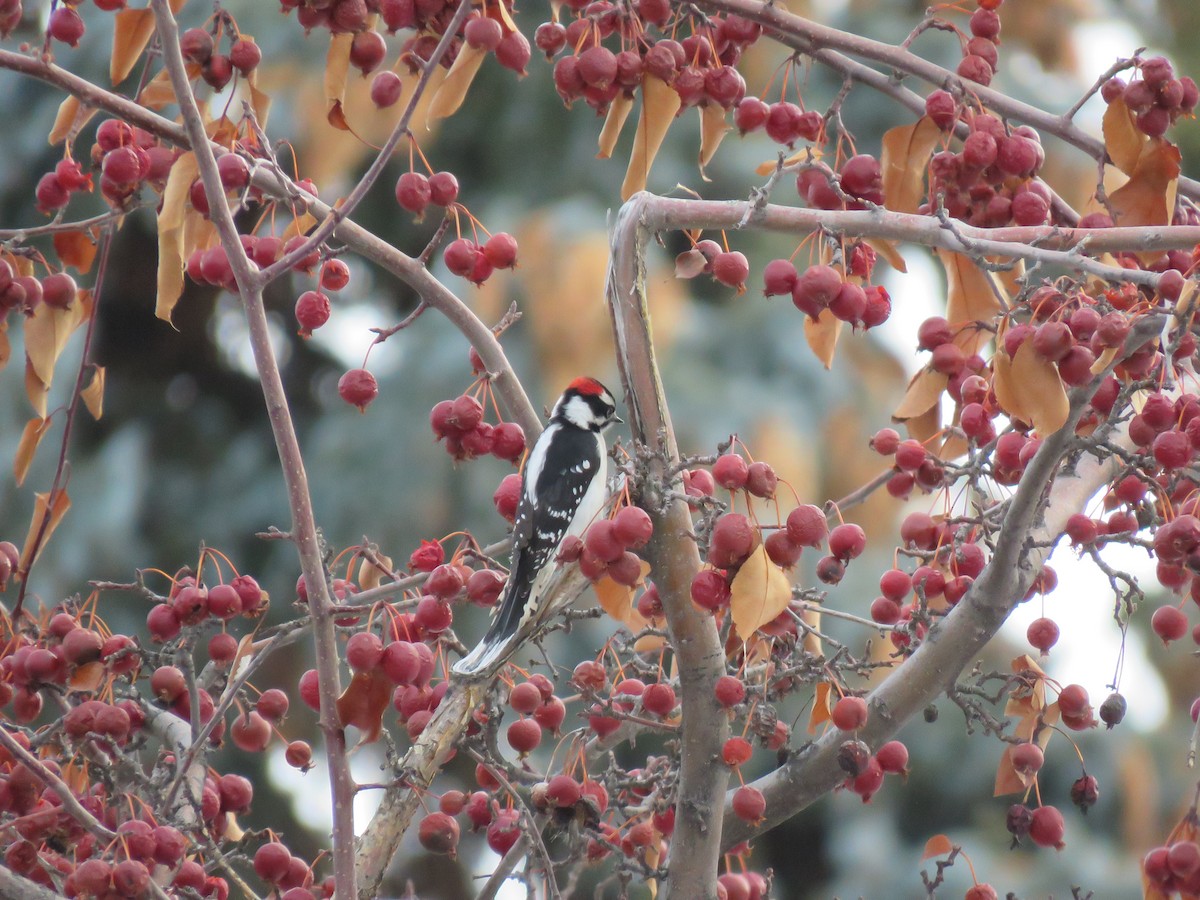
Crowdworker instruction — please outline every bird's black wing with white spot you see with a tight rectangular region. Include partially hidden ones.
[453,424,601,675]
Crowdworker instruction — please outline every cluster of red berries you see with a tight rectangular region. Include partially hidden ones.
[1006,802,1066,850]
[294,258,352,336]
[283,0,529,82]
[551,506,653,588]
[0,612,138,725]
[180,25,262,91]
[1143,839,1200,893]
[798,155,883,210]
[954,0,1004,87]
[678,239,751,292]
[394,170,459,218]
[504,676,569,755]
[431,392,526,463]
[442,232,518,285]
[145,573,266,645]
[253,842,328,899]
[1102,56,1199,138]
[716,870,770,900]
[543,11,760,116]
[0,261,77,318]
[736,96,820,145]
[764,260,891,330]
[184,216,323,287]
[924,109,1051,228]
[39,120,175,213]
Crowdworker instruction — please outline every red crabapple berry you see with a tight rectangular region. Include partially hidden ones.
[1011,742,1044,777]
[418,812,460,857]
[713,453,749,490]
[338,369,379,412]
[1029,805,1065,850]
[732,785,766,824]
[428,172,459,206]
[1026,617,1060,654]
[444,238,480,277]
[1151,604,1189,644]
[714,674,745,708]
[876,740,909,775]
[831,695,868,731]
[371,71,404,108]
[483,233,518,269]
[395,172,431,216]
[320,259,351,291]
[762,258,798,296]
[786,504,827,547]
[711,251,749,289]
[828,523,866,561]
[295,290,331,336]
[722,736,753,767]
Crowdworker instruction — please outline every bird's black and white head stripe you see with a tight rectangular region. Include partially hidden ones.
[551,376,620,432]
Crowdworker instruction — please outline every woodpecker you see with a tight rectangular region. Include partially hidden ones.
[453,377,621,678]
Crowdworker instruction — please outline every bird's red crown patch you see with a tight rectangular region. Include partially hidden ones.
[568,376,607,397]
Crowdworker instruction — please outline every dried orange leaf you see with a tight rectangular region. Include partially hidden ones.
[0,322,10,374]
[1102,95,1145,177]
[429,44,487,120]
[138,68,177,109]
[230,634,255,682]
[699,103,729,172]
[905,403,940,444]
[597,93,634,159]
[993,742,1028,796]
[621,75,682,201]
[730,545,791,639]
[26,359,48,420]
[358,553,393,591]
[24,291,93,413]
[49,96,95,145]
[808,682,833,734]
[18,488,71,574]
[324,32,353,124]
[111,8,156,84]
[1009,339,1069,435]
[14,417,51,487]
[594,565,651,630]
[1004,654,1047,718]
[867,237,907,273]
[804,308,842,369]
[248,79,272,130]
[1109,137,1181,234]
[54,230,99,273]
[81,366,105,420]
[490,2,518,34]
[69,661,106,692]
[283,212,317,243]
[181,211,217,266]
[675,248,707,279]
[881,115,942,214]
[156,152,198,322]
[938,249,1001,355]
[893,368,948,421]
[921,834,954,860]
[1091,344,1120,375]
[336,669,392,745]
[755,145,823,176]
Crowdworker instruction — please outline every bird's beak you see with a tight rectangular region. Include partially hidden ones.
[612,414,624,425]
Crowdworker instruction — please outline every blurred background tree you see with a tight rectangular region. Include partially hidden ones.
[1,0,1197,895]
